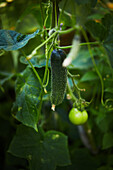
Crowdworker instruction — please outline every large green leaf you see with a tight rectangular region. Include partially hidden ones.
[8,125,71,170]
[85,20,106,41]
[60,148,99,170]
[80,71,99,82]
[102,13,113,32]
[0,29,39,51]
[12,67,44,131]
[102,132,113,149]
[69,47,101,70]
[59,0,96,25]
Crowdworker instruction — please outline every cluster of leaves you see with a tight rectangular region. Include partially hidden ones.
[0,0,113,170]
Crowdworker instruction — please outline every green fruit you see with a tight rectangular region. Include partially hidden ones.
[81,110,88,124]
[50,49,67,106]
[69,108,88,125]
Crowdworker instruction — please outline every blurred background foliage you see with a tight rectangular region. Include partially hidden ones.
[0,0,113,169]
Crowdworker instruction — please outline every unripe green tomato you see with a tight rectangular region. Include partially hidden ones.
[81,110,88,124]
[69,108,88,125]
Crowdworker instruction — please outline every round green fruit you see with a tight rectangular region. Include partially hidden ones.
[81,110,88,124]
[69,108,88,125]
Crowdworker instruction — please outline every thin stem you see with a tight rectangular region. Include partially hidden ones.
[67,71,80,78]
[58,0,67,28]
[42,42,53,88]
[37,40,53,122]
[20,50,42,86]
[27,26,80,60]
[56,41,99,49]
[39,0,44,25]
[27,31,57,60]
[44,0,51,27]
[54,0,57,27]
[67,80,78,101]
[58,26,78,35]
[71,78,81,98]
[81,28,104,106]
[80,41,99,46]
[67,71,85,108]
[100,45,113,79]
[43,69,49,88]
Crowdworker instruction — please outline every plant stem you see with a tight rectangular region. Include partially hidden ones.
[58,25,78,35]
[100,45,113,79]
[44,0,51,27]
[81,28,104,106]
[56,41,99,49]
[20,50,42,86]
[54,0,57,27]
[58,0,67,28]
[37,37,53,123]
[27,31,57,60]
[39,0,44,25]
[27,26,80,60]
[67,79,78,101]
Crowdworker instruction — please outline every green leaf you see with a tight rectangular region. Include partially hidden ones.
[102,132,113,149]
[8,125,71,170]
[105,87,113,94]
[102,13,113,32]
[20,55,50,68]
[66,148,99,170]
[80,71,98,82]
[0,72,15,86]
[0,29,39,51]
[103,26,113,64]
[12,67,44,131]
[75,0,97,7]
[85,20,106,41]
[101,14,113,65]
[96,108,113,133]
[69,47,100,70]
[59,0,95,25]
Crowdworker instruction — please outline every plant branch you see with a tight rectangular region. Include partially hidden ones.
[27,31,57,60]
[39,0,44,25]
[44,0,51,27]
[67,79,78,101]
[56,41,99,49]
[58,0,67,28]
[58,25,79,35]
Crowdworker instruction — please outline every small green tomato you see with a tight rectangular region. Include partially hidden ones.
[69,108,88,125]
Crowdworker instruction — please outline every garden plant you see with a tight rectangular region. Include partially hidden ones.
[0,0,113,169]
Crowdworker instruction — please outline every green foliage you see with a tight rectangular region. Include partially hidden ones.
[103,132,113,149]
[8,125,71,170]
[0,0,113,169]
[0,29,39,51]
[85,20,106,41]
[12,67,45,131]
